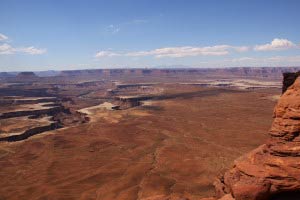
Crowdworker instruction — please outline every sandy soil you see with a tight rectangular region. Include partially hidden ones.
[0,87,279,200]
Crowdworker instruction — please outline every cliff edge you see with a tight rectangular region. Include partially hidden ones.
[213,73,300,200]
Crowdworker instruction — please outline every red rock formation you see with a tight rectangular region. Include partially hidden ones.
[213,75,300,200]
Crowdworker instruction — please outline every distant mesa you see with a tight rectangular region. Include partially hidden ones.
[16,71,39,78]
[0,72,15,78]
[59,69,104,76]
[35,70,60,77]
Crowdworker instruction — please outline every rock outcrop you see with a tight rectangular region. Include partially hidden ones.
[282,72,300,93]
[213,73,300,200]
[0,72,15,78]
[114,96,151,109]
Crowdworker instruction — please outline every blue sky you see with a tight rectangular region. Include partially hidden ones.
[0,0,300,71]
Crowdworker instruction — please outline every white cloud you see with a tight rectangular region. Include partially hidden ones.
[233,46,249,52]
[0,43,14,54]
[106,24,120,34]
[0,33,46,55]
[0,43,46,55]
[17,46,47,55]
[95,51,119,58]
[0,33,8,41]
[95,45,249,58]
[254,38,296,51]
[231,57,255,62]
[149,46,229,57]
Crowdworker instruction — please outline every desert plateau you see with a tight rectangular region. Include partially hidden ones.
[0,68,299,200]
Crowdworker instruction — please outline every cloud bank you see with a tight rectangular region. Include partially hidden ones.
[95,45,249,58]
[0,33,46,55]
[0,43,47,55]
[0,33,8,41]
[95,51,119,57]
[95,38,300,59]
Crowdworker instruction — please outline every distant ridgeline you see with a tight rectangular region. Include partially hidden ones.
[57,67,300,79]
[1,67,300,80]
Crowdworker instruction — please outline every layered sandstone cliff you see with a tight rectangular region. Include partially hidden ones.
[213,74,300,200]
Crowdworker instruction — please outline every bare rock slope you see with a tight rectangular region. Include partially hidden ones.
[214,73,300,200]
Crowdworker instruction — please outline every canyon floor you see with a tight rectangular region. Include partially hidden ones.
[0,74,280,199]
